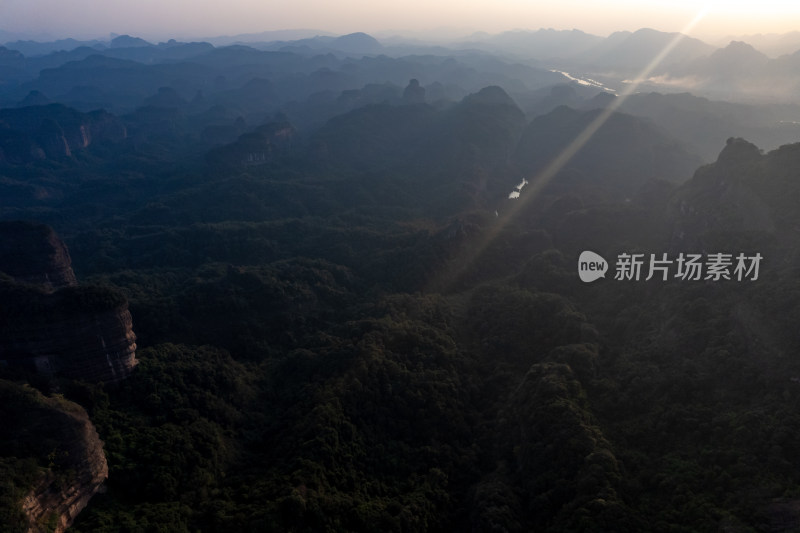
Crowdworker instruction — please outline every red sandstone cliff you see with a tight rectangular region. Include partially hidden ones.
[0,221,137,382]
[0,221,77,289]
[0,380,108,533]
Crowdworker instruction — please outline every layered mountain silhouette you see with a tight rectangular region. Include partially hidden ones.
[574,28,715,73]
[460,28,603,60]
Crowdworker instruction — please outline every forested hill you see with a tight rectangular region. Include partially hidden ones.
[2,62,800,531]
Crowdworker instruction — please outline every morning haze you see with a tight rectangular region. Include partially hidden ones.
[2,0,799,41]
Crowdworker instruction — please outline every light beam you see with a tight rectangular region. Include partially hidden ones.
[429,8,709,292]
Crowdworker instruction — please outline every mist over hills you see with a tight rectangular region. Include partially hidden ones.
[570,28,715,72]
[4,25,800,107]
[716,31,800,58]
[4,22,800,533]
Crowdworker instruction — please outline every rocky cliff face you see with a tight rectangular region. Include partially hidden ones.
[0,290,138,383]
[20,406,108,533]
[0,221,137,383]
[206,119,295,168]
[0,104,126,163]
[0,221,77,289]
[0,380,108,533]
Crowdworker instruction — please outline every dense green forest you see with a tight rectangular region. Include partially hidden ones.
[2,37,800,531]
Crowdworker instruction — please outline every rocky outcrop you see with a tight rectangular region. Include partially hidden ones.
[0,282,138,384]
[402,78,426,104]
[20,408,108,533]
[0,221,77,289]
[0,380,108,533]
[0,104,126,163]
[206,119,295,168]
[0,221,137,383]
[241,122,294,164]
[668,137,775,250]
[0,289,137,383]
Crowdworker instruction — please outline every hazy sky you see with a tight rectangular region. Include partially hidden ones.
[2,0,799,42]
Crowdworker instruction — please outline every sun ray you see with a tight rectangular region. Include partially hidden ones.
[428,8,709,293]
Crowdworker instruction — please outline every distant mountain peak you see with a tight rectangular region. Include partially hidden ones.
[693,41,771,78]
[726,40,761,50]
[626,27,709,47]
[714,40,769,62]
[0,45,24,61]
[462,85,517,107]
[16,90,50,107]
[110,34,153,48]
[632,27,671,36]
[332,32,382,53]
[337,31,377,41]
[583,91,616,110]
[717,136,762,164]
[580,27,713,73]
[606,30,633,40]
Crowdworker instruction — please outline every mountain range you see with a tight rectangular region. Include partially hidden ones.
[2,26,800,109]
[4,23,800,532]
